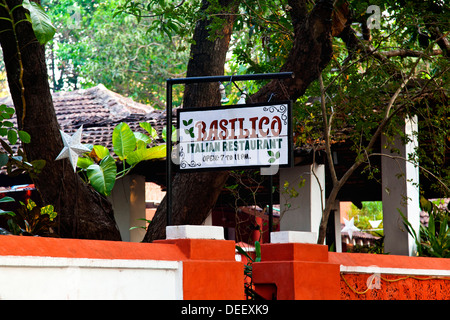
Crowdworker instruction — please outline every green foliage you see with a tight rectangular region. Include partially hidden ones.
[282,179,302,199]
[236,241,262,300]
[115,0,195,38]
[279,178,304,213]
[113,122,137,161]
[129,218,152,231]
[0,104,45,179]
[3,199,58,237]
[161,125,177,143]
[86,155,117,197]
[10,0,445,243]
[77,121,166,196]
[402,197,450,258]
[42,0,190,106]
[227,0,293,76]
[0,195,15,217]
[297,0,450,199]
[0,104,25,145]
[0,0,55,45]
[22,0,56,44]
[348,201,384,234]
[126,144,166,167]
[0,104,50,235]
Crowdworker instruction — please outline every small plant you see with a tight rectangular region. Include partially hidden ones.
[77,121,167,196]
[129,218,152,231]
[0,104,45,179]
[401,197,450,258]
[0,103,52,236]
[1,199,58,237]
[279,178,304,219]
[236,241,264,300]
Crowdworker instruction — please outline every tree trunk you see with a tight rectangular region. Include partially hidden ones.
[144,0,336,242]
[143,0,238,242]
[0,0,121,240]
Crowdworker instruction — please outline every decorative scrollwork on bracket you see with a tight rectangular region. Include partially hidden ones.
[263,104,288,125]
[179,146,201,168]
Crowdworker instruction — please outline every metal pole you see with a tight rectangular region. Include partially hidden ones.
[168,72,293,85]
[268,174,273,243]
[165,72,293,229]
[166,82,173,226]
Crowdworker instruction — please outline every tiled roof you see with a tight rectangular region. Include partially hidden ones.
[52,84,169,149]
[340,225,381,240]
[0,84,168,151]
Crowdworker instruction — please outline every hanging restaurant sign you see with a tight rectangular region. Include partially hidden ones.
[177,101,292,170]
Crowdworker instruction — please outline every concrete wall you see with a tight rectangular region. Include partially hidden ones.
[331,251,450,299]
[252,231,450,300]
[109,175,147,242]
[0,226,244,300]
[382,116,421,256]
[2,227,450,300]
[0,256,182,300]
[279,164,325,242]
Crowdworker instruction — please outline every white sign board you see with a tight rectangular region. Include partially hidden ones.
[177,102,292,170]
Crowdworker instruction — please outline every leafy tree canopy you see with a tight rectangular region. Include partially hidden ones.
[46,0,448,196]
[42,0,191,106]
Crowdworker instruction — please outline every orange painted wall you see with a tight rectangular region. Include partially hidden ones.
[0,235,244,300]
[253,243,450,300]
[340,273,450,299]
[3,234,450,300]
[253,243,341,300]
[0,235,186,261]
[183,260,244,300]
[331,252,450,300]
[156,238,245,300]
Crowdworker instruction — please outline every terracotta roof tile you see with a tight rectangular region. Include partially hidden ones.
[0,84,168,153]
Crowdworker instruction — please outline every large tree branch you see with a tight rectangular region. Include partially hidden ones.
[319,73,338,186]
[316,53,423,245]
[380,48,443,58]
[424,7,450,58]
[250,0,335,103]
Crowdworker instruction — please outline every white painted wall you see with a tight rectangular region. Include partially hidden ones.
[279,164,325,241]
[0,256,183,300]
[332,200,342,252]
[109,175,147,242]
[382,116,420,256]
